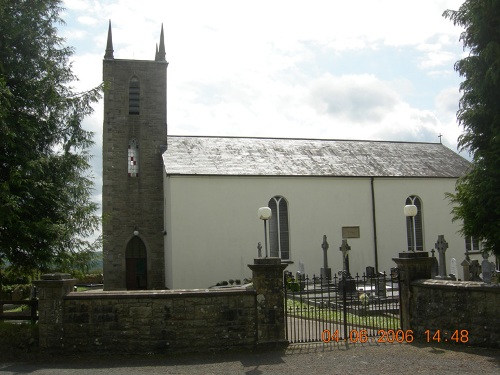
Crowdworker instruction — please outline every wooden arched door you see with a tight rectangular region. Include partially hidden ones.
[126,236,147,290]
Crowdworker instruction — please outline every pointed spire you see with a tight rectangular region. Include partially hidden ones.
[156,23,166,62]
[104,20,114,59]
[155,43,159,61]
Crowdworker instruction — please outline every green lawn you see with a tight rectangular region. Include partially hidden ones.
[286,298,400,330]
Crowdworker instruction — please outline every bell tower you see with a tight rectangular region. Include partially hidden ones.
[102,21,167,290]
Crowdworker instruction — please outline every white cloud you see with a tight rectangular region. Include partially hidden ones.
[77,16,99,26]
[63,0,90,11]
[417,42,457,69]
[436,87,460,115]
[309,74,400,123]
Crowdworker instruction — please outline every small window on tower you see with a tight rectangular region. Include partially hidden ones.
[128,139,139,177]
[129,76,140,115]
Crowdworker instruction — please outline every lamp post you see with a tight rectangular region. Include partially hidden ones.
[258,207,272,258]
[404,204,418,252]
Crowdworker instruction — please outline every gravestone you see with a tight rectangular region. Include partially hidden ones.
[435,235,451,280]
[298,261,305,274]
[481,253,493,283]
[430,248,439,278]
[366,266,375,278]
[449,258,457,280]
[374,276,387,297]
[295,271,305,291]
[461,258,471,281]
[338,240,355,293]
[470,260,481,281]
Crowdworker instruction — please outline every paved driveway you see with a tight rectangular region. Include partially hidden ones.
[0,342,498,374]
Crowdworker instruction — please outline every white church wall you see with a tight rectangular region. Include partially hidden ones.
[164,174,476,289]
[373,178,466,279]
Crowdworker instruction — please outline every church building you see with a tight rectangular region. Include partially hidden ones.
[102,24,475,291]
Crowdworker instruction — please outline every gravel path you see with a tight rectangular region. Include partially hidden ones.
[0,342,498,374]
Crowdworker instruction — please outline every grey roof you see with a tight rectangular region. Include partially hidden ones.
[162,136,470,178]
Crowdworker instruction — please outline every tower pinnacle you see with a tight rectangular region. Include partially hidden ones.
[156,24,166,62]
[104,20,114,59]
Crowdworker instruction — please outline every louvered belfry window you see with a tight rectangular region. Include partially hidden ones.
[128,139,139,177]
[129,76,140,115]
[268,196,290,260]
[406,195,424,251]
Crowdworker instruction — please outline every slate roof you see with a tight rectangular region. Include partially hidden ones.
[162,136,470,178]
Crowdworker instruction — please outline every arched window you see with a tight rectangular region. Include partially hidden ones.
[128,139,139,177]
[129,76,140,115]
[268,196,290,260]
[126,236,147,290]
[406,195,424,251]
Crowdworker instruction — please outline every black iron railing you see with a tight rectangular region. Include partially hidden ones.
[284,270,400,344]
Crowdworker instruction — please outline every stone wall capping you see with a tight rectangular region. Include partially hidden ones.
[64,288,257,300]
[412,278,500,291]
[41,273,73,280]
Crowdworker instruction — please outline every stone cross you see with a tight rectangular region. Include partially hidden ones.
[322,235,329,269]
[435,235,449,279]
[339,239,351,277]
[320,235,332,281]
[257,242,262,258]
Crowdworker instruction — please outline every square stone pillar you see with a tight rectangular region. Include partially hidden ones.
[392,252,434,331]
[248,258,288,348]
[33,273,76,349]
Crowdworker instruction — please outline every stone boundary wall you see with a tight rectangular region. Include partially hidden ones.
[34,259,288,354]
[410,279,500,347]
[61,288,257,353]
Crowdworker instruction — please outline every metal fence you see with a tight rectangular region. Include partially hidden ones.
[284,270,400,344]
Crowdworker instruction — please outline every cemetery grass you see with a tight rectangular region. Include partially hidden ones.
[286,299,400,330]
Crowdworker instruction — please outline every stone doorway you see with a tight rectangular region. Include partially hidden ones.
[125,236,148,290]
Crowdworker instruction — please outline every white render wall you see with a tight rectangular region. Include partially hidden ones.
[164,174,475,289]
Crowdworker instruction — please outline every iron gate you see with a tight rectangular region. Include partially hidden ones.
[284,269,400,344]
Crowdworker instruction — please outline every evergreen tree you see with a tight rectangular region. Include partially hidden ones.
[0,0,102,272]
[444,0,500,256]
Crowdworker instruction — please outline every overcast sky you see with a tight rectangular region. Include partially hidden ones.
[60,0,468,237]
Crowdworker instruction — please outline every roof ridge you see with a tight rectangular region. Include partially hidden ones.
[168,134,442,146]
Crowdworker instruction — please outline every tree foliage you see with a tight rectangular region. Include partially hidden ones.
[0,0,102,272]
[443,0,500,256]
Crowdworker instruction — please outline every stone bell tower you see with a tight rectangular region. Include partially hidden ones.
[102,21,167,290]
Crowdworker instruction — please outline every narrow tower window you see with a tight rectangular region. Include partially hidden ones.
[128,139,139,177]
[129,76,140,115]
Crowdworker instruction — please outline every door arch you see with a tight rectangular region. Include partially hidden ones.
[125,236,148,290]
